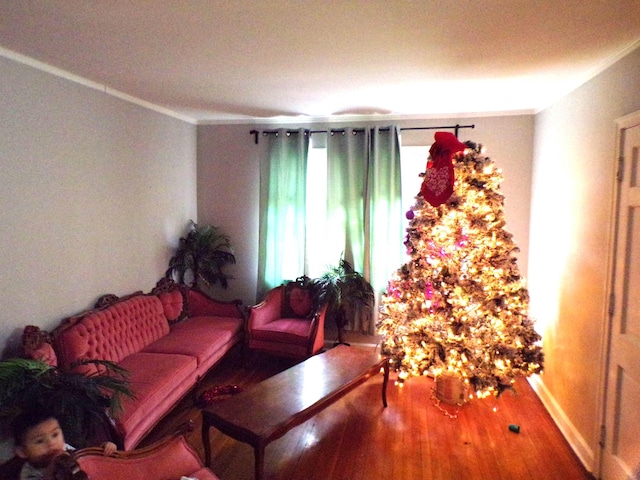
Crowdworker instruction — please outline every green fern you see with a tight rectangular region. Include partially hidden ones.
[312,258,375,344]
[166,220,236,289]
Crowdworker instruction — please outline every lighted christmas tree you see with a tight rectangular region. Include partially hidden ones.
[377,135,543,399]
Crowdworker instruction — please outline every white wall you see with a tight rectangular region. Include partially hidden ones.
[196,124,261,305]
[197,116,535,308]
[0,55,197,358]
[529,45,640,472]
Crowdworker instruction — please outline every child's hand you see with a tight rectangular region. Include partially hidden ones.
[101,441,117,456]
[44,452,88,480]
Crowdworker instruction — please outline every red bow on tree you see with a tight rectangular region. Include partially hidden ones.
[420,132,467,207]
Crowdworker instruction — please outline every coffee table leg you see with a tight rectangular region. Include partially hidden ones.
[202,417,212,467]
[254,444,265,480]
[382,358,389,408]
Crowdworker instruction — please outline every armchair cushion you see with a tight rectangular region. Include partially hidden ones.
[250,318,313,346]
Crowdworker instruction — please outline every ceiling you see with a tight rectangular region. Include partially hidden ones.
[1,1,640,124]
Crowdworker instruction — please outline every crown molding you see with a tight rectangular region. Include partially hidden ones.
[0,46,197,124]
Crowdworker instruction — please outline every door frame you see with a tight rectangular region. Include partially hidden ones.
[596,109,640,479]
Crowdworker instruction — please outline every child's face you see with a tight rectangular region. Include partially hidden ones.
[15,417,66,468]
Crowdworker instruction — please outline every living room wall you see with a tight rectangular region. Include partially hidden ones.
[528,44,640,473]
[0,55,197,359]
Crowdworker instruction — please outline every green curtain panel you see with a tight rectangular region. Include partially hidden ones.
[327,126,404,333]
[326,128,368,273]
[258,126,403,334]
[365,127,403,298]
[258,128,310,294]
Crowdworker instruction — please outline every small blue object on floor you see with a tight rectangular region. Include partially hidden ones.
[508,424,521,433]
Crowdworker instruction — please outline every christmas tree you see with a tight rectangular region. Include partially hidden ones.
[377,137,543,399]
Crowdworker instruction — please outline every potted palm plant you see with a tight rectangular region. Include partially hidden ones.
[312,258,375,346]
[0,358,133,448]
[165,220,236,289]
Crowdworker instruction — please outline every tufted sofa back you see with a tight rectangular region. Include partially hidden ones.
[53,295,170,373]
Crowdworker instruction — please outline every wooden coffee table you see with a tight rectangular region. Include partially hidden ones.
[201,344,389,480]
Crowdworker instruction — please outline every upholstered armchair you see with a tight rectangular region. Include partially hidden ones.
[246,277,327,359]
[71,423,219,480]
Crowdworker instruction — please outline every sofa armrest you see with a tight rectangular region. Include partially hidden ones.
[187,288,244,319]
[22,325,58,366]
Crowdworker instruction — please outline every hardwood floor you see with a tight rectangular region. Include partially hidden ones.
[141,346,593,480]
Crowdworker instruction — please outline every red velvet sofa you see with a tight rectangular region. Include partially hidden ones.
[24,278,245,451]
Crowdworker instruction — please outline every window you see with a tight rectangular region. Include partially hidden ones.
[400,145,429,230]
[305,133,330,277]
[304,139,429,278]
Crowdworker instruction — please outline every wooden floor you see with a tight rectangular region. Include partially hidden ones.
[141,346,593,480]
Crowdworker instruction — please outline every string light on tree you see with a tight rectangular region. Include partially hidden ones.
[377,134,543,399]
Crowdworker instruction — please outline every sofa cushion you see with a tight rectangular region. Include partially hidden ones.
[144,316,242,364]
[250,318,312,346]
[53,295,170,371]
[115,352,198,450]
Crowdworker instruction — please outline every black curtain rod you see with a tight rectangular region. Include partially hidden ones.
[249,123,475,144]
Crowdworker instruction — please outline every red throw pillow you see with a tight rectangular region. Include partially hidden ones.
[157,289,184,322]
[283,285,313,319]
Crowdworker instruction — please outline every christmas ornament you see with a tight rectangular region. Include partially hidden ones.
[420,131,467,207]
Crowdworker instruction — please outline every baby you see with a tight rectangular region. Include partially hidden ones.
[12,409,116,480]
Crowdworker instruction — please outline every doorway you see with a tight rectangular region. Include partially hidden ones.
[600,110,640,479]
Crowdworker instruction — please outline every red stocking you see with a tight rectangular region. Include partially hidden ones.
[420,132,467,207]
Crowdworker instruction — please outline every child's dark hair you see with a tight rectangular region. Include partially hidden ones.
[11,406,60,446]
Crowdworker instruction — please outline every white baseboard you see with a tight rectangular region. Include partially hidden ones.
[528,375,595,474]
